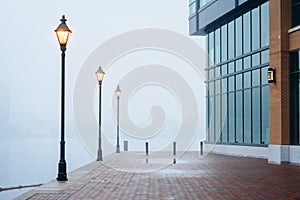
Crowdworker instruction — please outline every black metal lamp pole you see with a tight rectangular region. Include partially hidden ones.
[55,15,72,182]
[115,85,121,153]
[95,67,105,161]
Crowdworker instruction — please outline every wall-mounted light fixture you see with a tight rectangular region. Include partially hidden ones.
[268,67,276,84]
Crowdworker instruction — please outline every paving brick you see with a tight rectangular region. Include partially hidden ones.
[24,152,300,200]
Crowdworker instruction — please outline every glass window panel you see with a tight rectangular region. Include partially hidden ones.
[236,74,243,90]
[215,79,221,95]
[221,64,228,75]
[209,96,215,142]
[261,2,269,47]
[229,92,235,143]
[243,11,251,54]
[244,89,251,144]
[236,91,243,143]
[235,16,243,57]
[252,53,260,67]
[200,0,212,8]
[221,24,228,62]
[215,28,221,64]
[221,93,228,142]
[262,86,270,144]
[206,96,209,132]
[290,50,300,71]
[261,66,269,85]
[215,95,221,142]
[209,81,214,96]
[236,59,243,71]
[208,31,215,66]
[206,83,209,96]
[252,88,261,144]
[229,76,235,91]
[215,66,221,78]
[244,72,251,88]
[261,50,269,64]
[292,0,300,27]
[189,2,196,15]
[243,56,251,69]
[222,78,227,93]
[228,20,235,59]
[252,69,260,87]
[252,7,260,50]
[209,69,214,79]
[206,70,209,80]
[228,62,235,73]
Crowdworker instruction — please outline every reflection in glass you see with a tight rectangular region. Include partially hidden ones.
[229,93,235,143]
[243,11,251,54]
[252,88,261,144]
[209,31,215,66]
[261,2,269,47]
[209,96,215,142]
[221,24,228,62]
[252,69,260,87]
[252,7,260,50]
[262,86,270,144]
[228,20,235,59]
[235,16,243,57]
[215,95,221,142]
[261,50,269,64]
[215,28,221,64]
[236,91,243,143]
[244,89,251,144]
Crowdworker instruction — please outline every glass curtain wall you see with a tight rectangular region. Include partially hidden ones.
[205,1,270,145]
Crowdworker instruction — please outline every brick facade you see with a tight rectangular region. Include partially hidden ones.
[269,0,291,145]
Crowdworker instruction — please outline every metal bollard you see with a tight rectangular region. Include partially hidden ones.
[145,142,149,164]
[145,142,149,156]
[200,141,203,155]
[173,141,176,164]
[124,141,128,151]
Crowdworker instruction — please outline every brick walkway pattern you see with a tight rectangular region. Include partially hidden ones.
[26,152,300,200]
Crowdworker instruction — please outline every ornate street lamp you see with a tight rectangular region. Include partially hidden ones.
[115,85,121,153]
[55,15,72,181]
[95,66,105,161]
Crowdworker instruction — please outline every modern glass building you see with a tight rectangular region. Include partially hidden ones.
[189,0,300,164]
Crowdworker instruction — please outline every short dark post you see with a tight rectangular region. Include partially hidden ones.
[124,140,128,151]
[145,142,149,164]
[200,141,203,155]
[145,142,149,156]
[173,141,176,164]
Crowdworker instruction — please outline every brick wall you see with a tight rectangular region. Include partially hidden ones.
[269,0,291,145]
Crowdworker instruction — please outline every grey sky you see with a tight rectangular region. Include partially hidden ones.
[0,0,206,152]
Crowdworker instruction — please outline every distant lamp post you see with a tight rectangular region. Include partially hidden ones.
[115,85,121,153]
[268,67,276,84]
[95,66,105,161]
[55,15,72,182]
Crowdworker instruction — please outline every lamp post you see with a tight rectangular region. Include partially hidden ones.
[95,67,105,161]
[55,15,72,181]
[115,85,121,153]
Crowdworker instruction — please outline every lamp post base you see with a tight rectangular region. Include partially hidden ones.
[97,149,103,161]
[57,161,67,181]
[116,146,120,153]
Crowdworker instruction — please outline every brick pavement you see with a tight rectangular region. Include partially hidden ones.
[17,152,300,200]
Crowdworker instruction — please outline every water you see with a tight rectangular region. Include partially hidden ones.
[0,136,93,200]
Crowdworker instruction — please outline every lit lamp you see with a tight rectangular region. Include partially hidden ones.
[268,68,275,84]
[55,15,72,182]
[115,85,121,153]
[95,66,105,161]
